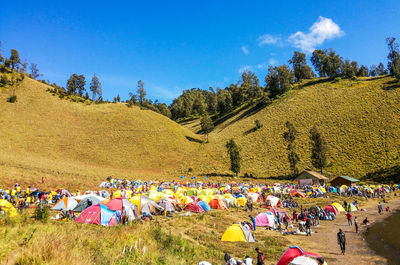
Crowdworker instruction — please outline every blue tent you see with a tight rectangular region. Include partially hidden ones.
[198,201,211,211]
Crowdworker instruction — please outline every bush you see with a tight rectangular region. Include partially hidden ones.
[7,95,17,103]
[34,204,49,222]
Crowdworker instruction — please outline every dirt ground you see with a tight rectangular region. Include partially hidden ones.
[277,197,400,265]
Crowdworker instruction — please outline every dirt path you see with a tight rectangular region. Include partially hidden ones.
[284,197,400,265]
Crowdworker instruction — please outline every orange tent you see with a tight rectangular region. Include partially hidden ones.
[209,198,227,209]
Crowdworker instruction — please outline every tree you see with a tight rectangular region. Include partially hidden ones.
[192,93,206,115]
[226,139,241,176]
[136,80,146,105]
[283,121,300,177]
[323,50,343,79]
[342,59,357,78]
[200,114,214,142]
[90,74,102,100]
[240,70,262,101]
[30,63,41,79]
[66,74,86,96]
[9,49,21,70]
[377,62,388,75]
[288,51,315,81]
[386,37,400,79]
[357,65,369,77]
[205,88,218,114]
[0,41,3,64]
[265,65,294,98]
[311,49,327,77]
[310,126,329,175]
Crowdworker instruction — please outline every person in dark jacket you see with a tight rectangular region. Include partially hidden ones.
[305,217,312,236]
[337,229,346,255]
[255,247,264,265]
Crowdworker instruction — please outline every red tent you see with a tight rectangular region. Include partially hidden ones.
[184,201,205,213]
[276,246,321,265]
[106,197,133,212]
[324,205,339,215]
[75,204,119,226]
[209,198,227,210]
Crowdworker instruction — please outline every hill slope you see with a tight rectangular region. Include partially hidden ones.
[198,76,400,179]
[0,77,223,189]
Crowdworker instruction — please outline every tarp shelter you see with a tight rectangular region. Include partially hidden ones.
[0,199,18,217]
[276,246,321,265]
[209,198,227,210]
[221,223,256,242]
[52,197,78,211]
[184,201,205,213]
[73,196,103,212]
[289,256,318,265]
[75,204,120,226]
[266,195,281,207]
[255,212,276,228]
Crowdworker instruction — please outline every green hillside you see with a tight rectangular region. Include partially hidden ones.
[198,76,400,179]
[0,77,224,189]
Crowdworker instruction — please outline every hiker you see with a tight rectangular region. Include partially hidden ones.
[41,176,45,184]
[224,253,237,265]
[378,202,383,214]
[255,247,264,265]
[385,206,390,212]
[354,216,358,233]
[317,257,327,265]
[244,255,253,265]
[249,215,256,231]
[246,200,253,212]
[337,229,346,255]
[305,217,312,236]
[346,212,352,226]
[363,217,369,225]
[283,215,289,230]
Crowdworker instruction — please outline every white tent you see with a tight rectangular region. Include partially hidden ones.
[289,256,318,265]
[266,195,280,207]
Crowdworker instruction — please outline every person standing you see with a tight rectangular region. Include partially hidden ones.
[378,202,383,215]
[337,229,346,255]
[255,247,264,265]
[346,212,352,226]
[305,217,312,236]
[354,216,358,233]
[249,215,256,231]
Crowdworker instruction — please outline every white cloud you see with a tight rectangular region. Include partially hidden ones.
[268,58,278,66]
[288,16,344,53]
[241,45,249,54]
[257,34,281,46]
[238,65,252,73]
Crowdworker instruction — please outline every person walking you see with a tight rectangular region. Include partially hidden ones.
[255,247,264,265]
[346,212,352,226]
[378,202,383,215]
[305,217,312,236]
[354,216,358,233]
[337,229,346,255]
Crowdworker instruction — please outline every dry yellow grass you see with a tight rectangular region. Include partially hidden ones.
[198,76,400,179]
[0,77,225,189]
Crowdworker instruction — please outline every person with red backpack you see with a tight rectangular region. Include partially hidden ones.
[255,247,264,265]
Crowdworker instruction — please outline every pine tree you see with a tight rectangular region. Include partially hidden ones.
[226,139,241,176]
[137,80,146,105]
[283,121,300,177]
[90,74,102,100]
[200,114,214,142]
[310,126,329,175]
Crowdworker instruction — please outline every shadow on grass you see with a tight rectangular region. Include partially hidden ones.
[382,79,400,90]
[363,165,400,183]
[243,127,258,136]
[185,136,204,144]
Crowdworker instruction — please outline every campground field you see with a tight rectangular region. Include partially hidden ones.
[1,194,398,265]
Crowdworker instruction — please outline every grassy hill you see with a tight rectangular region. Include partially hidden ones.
[193,76,400,180]
[0,77,224,189]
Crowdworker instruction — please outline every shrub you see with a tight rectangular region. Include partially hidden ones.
[34,204,49,222]
[7,95,17,103]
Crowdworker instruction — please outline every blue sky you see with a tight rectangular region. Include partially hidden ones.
[1,1,399,103]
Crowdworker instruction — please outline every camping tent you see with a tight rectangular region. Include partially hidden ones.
[74,204,120,226]
[209,198,227,210]
[198,201,211,211]
[289,256,318,265]
[324,205,338,215]
[184,201,205,213]
[266,195,281,207]
[255,212,276,228]
[277,246,321,265]
[221,223,256,242]
[0,199,18,217]
[158,199,175,212]
[52,197,78,211]
[247,193,259,203]
[331,202,345,213]
[130,195,164,215]
[72,196,103,212]
[106,197,134,213]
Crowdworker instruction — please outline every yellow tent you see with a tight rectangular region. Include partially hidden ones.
[236,197,247,207]
[221,224,246,242]
[331,202,345,213]
[146,191,165,202]
[0,199,18,218]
